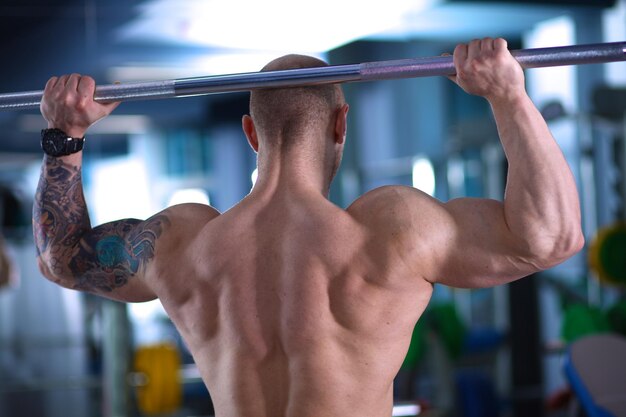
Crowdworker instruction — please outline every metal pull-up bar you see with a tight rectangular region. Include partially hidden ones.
[0,41,624,111]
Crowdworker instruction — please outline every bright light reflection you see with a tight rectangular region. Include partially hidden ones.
[108,52,326,82]
[412,157,435,196]
[168,188,210,207]
[603,1,626,84]
[251,168,258,186]
[523,16,576,111]
[119,0,424,53]
[129,299,167,321]
[392,404,421,416]
[90,157,152,225]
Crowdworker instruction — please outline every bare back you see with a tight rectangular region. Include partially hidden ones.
[150,189,434,417]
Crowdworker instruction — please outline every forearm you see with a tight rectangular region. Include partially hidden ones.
[33,152,92,283]
[490,93,583,265]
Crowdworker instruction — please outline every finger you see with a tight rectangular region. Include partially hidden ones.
[75,76,98,111]
[452,44,467,83]
[467,39,481,61]
[481,37,495,51]
[453,43,467,69]
[55,74,70,88]
[494,37,508,52]
[77,75,96,98]
[65,73,81,93]
[44,77,58,94]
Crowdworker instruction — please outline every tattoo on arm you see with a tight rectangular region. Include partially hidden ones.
[33,156,170,293]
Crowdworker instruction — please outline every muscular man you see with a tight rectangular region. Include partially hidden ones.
[33,38,583,417]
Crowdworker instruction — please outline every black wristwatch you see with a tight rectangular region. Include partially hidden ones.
[41,128,85,157]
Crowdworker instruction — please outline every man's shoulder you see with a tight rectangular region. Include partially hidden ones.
[159,203,221,235]
[148,203,220,261]
[346,185,448,244]
[347,185,430,220]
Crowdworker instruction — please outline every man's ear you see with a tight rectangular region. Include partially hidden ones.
[334,104,349,145]
[242,115,259,153]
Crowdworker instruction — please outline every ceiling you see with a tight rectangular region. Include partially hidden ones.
[0,0,617,153]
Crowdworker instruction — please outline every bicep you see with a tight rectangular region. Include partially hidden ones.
[352,187,539,289]
[428,197,539,288]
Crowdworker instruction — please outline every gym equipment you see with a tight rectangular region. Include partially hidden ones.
[0,343,191,415]
[132,343,183,415]
[1,347,423,416]
[0,41,624,110]
[564,334,626,417]
[588,222,626,287]
[607,301,626,337]
[562,304,611,343]
[429,302,466,360]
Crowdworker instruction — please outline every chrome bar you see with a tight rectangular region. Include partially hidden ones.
[173,63,362,97]
[0,80,175,111]
[0,41,624,111]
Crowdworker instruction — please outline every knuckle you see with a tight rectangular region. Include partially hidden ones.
[82,75,95,85]
[62,94,76,106]
[75,98,89,111]
[75,103,86,113]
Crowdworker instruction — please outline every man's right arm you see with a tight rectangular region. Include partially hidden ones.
[352,38,584,289]
[436,38,583,287]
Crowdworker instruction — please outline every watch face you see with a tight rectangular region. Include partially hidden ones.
[41,129,83,157]
[42,136,63,156]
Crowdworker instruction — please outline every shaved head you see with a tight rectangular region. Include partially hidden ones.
[249,55,345,149]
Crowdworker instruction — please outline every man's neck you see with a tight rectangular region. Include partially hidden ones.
[252,150,331,198]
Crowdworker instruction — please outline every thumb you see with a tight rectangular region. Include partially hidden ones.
[104,101,121,113]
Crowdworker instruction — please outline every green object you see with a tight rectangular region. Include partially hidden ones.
[562,304,611,342]
[401,321,426,369]
[607,301,626,336]
[430,303,466,360]
[589,223,626,287]
[598,228,626,284]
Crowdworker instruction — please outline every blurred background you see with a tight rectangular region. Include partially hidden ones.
[0,0,625,416]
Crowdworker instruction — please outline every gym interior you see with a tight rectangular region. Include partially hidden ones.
[0,0,625,416]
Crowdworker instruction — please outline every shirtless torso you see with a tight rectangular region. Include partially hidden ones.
[154,188,432,417]
[33,38,584,417]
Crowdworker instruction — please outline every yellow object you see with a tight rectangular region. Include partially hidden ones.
[588,222,626,287]
[133,343,182,415]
